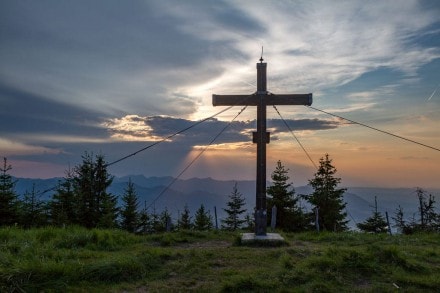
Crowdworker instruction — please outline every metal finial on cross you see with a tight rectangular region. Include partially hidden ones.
[212,59,312,236]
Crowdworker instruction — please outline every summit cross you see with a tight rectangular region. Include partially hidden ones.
[212,58,313,235]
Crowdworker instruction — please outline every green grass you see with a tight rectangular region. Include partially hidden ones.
[0,227,439,292]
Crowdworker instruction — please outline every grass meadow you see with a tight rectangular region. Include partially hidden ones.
[0,227,439,292]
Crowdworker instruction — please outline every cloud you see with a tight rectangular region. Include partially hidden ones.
[310,83,401,115]
[173,0,440,92]
[0,83,108,140]
[102,114,340,144]
[1,0,438,121]
[0,1,216,117]
[1,0,439,187]
[0,138,62,157]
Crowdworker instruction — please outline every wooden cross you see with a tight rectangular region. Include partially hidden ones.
[212,58,312,235]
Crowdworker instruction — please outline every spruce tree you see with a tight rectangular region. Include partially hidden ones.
[357,196,388,233]
[98,194,118,228]
[0,157,18,225]
[150,208,162,233]
[267,160,306,231]
[423,193,439,231]
[416,187,438,231]
[120,179,139,233]
[95,154,117,228]
[138,207,152,234]
[51,170,76,226]
[222,183,246,231]
[393,205,407,234]
[194,204,213,231]
[178,204,192,230]
[160,208,173,232]
[20,184,48,228]
[73,153,94,227]
[307,154,348,232]
[73,152,115,228]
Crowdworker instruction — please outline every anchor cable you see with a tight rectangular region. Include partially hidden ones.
[105,92,256,168]
[307,106,440,152]
[105,106,234,167]
[39,94,255,196]
[273,105,318,170]
[145,105,248,210]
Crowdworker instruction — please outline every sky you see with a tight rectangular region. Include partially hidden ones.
[1,0,439,188]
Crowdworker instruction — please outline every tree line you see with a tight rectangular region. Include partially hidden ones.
[0,154,252,232]
[265,154,439,234]
[1,153,439,234]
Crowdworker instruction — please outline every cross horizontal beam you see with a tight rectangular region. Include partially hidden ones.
[212,93,313,106]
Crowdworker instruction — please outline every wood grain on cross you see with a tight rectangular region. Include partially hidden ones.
[212,59,312,235]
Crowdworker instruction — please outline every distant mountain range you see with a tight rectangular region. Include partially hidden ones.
[13,175,440,230]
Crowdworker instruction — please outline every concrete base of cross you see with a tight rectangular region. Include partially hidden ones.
[241,233,285,245]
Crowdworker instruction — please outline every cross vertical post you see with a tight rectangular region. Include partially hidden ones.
[255,60,268,235]
[212,59,312,236]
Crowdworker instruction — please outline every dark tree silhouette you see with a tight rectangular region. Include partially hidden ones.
[150,208,162,233]
[138,207,152,234]
[307,154,348,232]
[194,204,213,231]
[51,170,76,226]
[73,152,116,228]
[159,208,173,232]
[267,160,306,231]
[393,205,409,234]
[357,196,388,233]
[20,184,48,228]
[222,183,247,231]
[394,188,439,234]
[120,178,139,233]
[178,204,192,230]
[0,157,19,225]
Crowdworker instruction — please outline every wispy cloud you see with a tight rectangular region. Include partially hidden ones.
[1,1,438,119]
[0,138,62,156]
[147,1,440,120]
